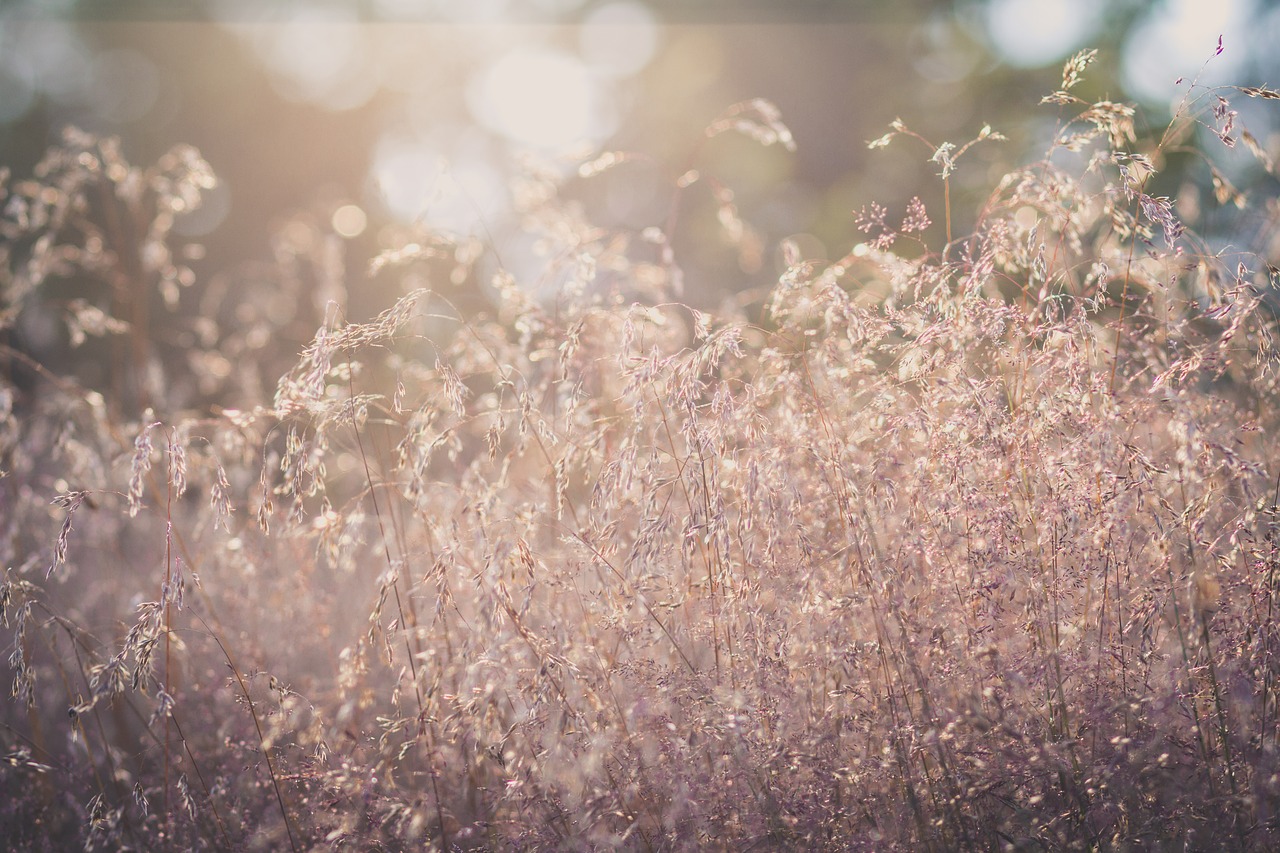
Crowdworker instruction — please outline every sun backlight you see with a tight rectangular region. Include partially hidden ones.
[468,47,597,151]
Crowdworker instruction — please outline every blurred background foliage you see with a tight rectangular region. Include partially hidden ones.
[2,0,1278,314]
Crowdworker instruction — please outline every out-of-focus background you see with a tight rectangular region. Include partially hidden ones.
[1,0,1276,307]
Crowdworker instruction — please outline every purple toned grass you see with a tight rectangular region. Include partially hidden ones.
[3,51,1280,850]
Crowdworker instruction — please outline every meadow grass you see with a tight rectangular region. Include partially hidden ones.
[3,51,1280,850]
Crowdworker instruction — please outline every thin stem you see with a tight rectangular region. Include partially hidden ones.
[944,177,953,245]
[163,435,174,821]
[195,614,299,853]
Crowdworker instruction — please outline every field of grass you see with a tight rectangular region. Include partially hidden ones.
[3,50,1280,850]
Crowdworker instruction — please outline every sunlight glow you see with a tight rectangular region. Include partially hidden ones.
[230,8,378,111]
[984,0,1104,67]
[373,138,446,223]
[331,204,368,238]
[1121,0,1253,104]
[371,135,506,229]
[468,48,598,150]
[579,1,660,77]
